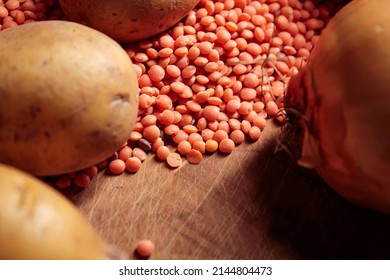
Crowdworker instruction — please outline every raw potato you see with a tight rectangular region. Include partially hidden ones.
[0,21,139,176]
[58,0,200,43]
[0,163,123,259]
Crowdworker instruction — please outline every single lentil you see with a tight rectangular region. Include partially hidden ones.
[125,157,142,173]
[230,130,246,144]
[186,149,203,164]
[219,138,235,154]
[166,152,182,168]
[73,173,90,188]
[83,166,99,178]
[156,145,170,161]
[132,147,148,162]
[55,176,71,189]
[136,239,155,258]
[109,159,126,175]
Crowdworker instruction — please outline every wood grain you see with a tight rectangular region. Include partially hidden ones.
[63,122,390,260]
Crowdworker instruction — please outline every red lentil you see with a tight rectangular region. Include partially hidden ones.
[118,146,133,161]
[230,130,246,144]
[186,100,202,112]
[187,132,202,145]
[172,129,189,144]
[129,131,143,142]
[201,128,214,141]
[166,152,182,168]
[148,65,165,82]
[156,145,170,161]
[164,124,180,135]
[74,173,90,188]
[5,0,20,11]
[238,101,252,115]
[151,138,165,152]
[183,124,198,134]
[141,115,157,126]
[132,147,148,162]
[248,126,261,141]
[202,105,220,122]
[177,140,192,156]
[207,120,219,131]
[136,239,155,258]
[266,100,280,117]
[212,129,229,143]
[205,139,218,153]
[139,94,153,109]
[178,113,194,126]
[186,149,203,164]
[217,121,230,133]
[126,157,142,173]
[83,166,98,178]
[143,125,160,142]
[228,119,241,131]
[192,140,206,154]
[158,109,175,125]
[219,138,235,154]
[253,115,267,130]
[109,159,126,175]
[241,120,252,134]
[96,160,108,171]
[240,88,257,101]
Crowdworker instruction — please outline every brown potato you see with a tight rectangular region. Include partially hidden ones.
[0,21,139,176]
[0,163,124,259]
[58,0,200,43]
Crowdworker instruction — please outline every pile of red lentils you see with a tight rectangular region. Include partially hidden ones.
[0,0,63,28]
[0,0,345,188]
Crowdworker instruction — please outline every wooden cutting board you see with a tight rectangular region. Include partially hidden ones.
[63,122,390,260]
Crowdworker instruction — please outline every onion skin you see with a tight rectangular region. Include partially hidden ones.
[285,0,390,213]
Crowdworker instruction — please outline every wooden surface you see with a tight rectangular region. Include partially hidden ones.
[63,122,390,260]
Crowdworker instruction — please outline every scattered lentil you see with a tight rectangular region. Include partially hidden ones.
[166,152,182,168]
[186,149,203,164]
[151,137,165,152]
[177,140,192,155]
[55,176,71,189]
[132,147,148,162]
[156,145,170,161]
[109,159,126,175]
[136,239,155,258]
[125,157,142,173]
[83,166,98,178]
[230,130,246,144]
[73,173,90,188]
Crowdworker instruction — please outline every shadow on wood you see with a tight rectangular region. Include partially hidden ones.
[62,122,390,259]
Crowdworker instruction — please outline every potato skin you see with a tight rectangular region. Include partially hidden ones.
[0,163,113,259]
[59,0,200,43]
[0,21,139,176]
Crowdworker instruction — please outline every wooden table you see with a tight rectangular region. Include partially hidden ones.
[63,122,390,260]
